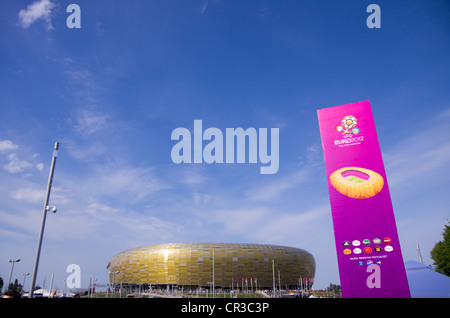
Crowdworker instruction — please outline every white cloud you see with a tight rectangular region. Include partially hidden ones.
[86,201,119,215]
[198,0,222,15]
[65,68,99,91]
[119,213,185,243]
[3,153,33,173]
[246,169,309,202]
[2,151,44,174]
[73,108,109,135]
[95,166,168,203]
[252,205,329,243]
[384,109,450,192]
[180,169,208,185]
[0,140,18,152]
[204,206,270,235]
[11,187,45,203]
[192,192,212,205]
[199,2,208,14]
[194,202,330,245]
[0,209,40,237]
[18,0,55,30]
[10,186,69,206]
[65,140,109,162]
[54,163,169,208]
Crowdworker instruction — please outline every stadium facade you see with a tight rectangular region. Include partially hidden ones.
[107,243,315,290]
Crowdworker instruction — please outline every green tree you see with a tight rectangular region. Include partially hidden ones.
[8,279,19,292]
[430,221,450,276]
[327,283,341,293]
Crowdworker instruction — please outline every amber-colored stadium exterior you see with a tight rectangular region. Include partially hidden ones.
[107,243,315,289]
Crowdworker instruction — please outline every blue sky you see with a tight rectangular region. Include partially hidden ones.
[0,0,449,291]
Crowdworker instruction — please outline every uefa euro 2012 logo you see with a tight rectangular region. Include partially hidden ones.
[335,115,360,135]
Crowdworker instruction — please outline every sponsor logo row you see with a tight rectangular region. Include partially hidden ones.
[343,245,393,255]
[343,237,392,247]
[358,260,383,266]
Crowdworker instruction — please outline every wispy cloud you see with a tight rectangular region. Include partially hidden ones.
[180,168,209,185]
[199,2,208,14]
[194,202,330,245]
[198,0,221,14]
[11,185,69,206]
[192,192,212,205]
[73,108,109,135]
[251,205,329,243]
[3,153,34,173]
[86,201,119,216]
[61,60,112,136]
[246,169,309,202]
[64,139,109,162]
[0,140,18,152]
[95,165,168,203]
[202,206,270,235]
[384,108,450,192]
[10,187,45,203]
[18,0,56,31]
[0,140,44,174]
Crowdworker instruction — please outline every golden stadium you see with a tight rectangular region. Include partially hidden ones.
[106,243,315,290]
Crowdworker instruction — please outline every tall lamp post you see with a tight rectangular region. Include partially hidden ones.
[29,142,59,298]
[21,273,30,295]
[7,259,21,291]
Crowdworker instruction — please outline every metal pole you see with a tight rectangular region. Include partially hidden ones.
[272,259,275,298]
[49,273,54,297]
[278,270,281,297]
[29,142,59,298]
[417,244,423,264]
[21,273,30,295]
[7,259,20,291]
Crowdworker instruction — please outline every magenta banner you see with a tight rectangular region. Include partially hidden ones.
[317,101,410,298]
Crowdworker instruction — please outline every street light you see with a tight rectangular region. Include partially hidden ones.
[21,273,30,294]
[29,142,59,298]
[168,277,177,296]
[110,271,120,298]
[7,259,21,291]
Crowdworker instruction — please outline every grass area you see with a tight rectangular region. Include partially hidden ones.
[310,291,342,298]
[189,292,266,298]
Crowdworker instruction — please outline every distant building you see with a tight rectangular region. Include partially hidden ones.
[107,243,315,290]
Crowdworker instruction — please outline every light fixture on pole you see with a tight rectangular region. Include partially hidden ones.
[29,142,59,298]
[7,259,21,291]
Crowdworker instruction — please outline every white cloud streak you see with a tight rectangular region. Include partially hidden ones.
[94,165,168,203]
[18,0,55,30]
[73,108,109,135]
[0,140,18,152]
[3,153,33,173]
[2,151,44,174]
[11,187,45,203]
[384,108,450,192]
[246,169,309,202]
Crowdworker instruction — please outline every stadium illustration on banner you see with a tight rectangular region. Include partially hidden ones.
[329,167,384,199]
